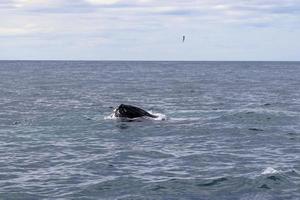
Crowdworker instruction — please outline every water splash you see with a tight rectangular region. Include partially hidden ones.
[104,111,167,121]
[261,167,279,175]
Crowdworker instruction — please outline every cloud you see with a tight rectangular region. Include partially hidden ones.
[0,0,300,60]
[0,26,33,36]
[85,0,120,5]
[1,1,300,34]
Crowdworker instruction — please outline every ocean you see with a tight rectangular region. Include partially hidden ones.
[0,61,299,199]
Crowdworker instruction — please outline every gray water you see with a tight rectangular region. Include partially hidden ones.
[0,61,300,200]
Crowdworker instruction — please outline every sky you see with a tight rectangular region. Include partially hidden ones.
[0,0,300,60]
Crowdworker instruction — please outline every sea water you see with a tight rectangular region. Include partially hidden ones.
[0,61,299,199]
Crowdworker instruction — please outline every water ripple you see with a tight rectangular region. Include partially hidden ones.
[0,61,300,199]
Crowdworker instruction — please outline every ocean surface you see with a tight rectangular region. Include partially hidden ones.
[0,61,300,200]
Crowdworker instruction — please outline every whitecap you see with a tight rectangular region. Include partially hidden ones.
[261,167,279,175]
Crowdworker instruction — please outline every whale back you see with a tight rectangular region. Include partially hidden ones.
[115,104,157,119]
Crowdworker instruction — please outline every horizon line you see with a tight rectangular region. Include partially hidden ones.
[0,59,300,62]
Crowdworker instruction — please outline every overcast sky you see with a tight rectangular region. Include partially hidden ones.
[0,0,299,60]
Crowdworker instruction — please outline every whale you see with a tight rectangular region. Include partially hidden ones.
[112,104,158,119]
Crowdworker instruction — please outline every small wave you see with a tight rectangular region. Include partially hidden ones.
[248,128,264,132]
[169,117,206,122]
[197,177,228,187]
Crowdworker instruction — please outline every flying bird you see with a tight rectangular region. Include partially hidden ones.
[182,35,186,43]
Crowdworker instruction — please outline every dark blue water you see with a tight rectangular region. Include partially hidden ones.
[0,61,300,200]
